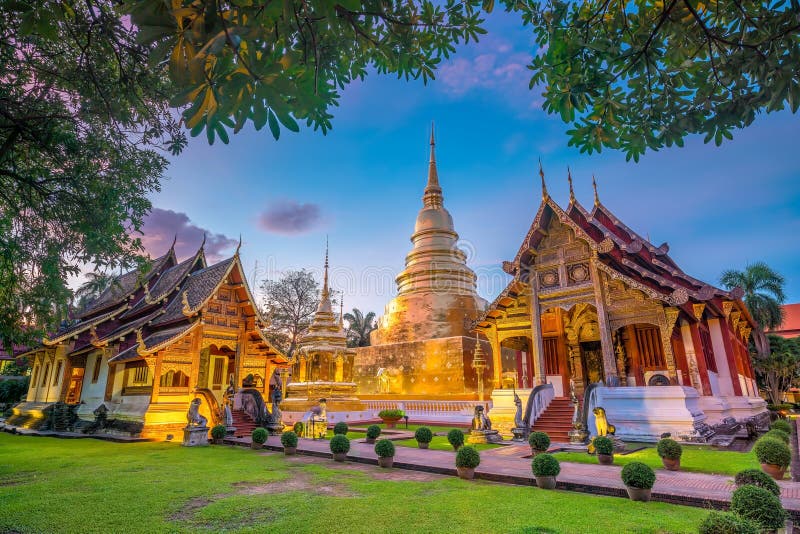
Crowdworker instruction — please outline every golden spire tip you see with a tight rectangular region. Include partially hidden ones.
[539,158,547,199]
[592,175,600,206]
[568,166,575,203]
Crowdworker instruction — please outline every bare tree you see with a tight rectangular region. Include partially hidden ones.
[259,270,319,357]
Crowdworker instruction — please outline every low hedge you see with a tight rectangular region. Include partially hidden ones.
[281,431,298,448]
[333,422,349,435]
[734,469,781,496]
[366,425,381,440]
[698,511,759,534]
[770,419,792,434]
[656,438,682,460]
[620,462,656,489]
[767,403,793,412]
[730,484,787,531]
[414,427,433,444]
[593,436,614,455]
[375,439,395,458]
[763,429,790,444]
[378,409,405,419]
[455,445,480,468]
[330,434,350,454]
[528,431,550,451]
[532,453,560,477]
[447,429,465,449]
[251,427,268,444]
[210,424,227,440]
[753,437,791,468]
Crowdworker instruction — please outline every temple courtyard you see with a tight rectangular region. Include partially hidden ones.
[2,431,798,533]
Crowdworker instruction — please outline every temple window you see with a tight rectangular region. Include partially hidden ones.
[132,365,149,385]
[212,358,225,388]
[53,361,63,386]
[159,370,189,388]
[31,365,39,386]
[699,327,718,373]
[91,355,103,383]
[634,326,665,369]
[40,363,50,387]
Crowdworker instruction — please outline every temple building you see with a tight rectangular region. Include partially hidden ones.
[476,171,767,441]
[281,247,365,423]
[10,241,288,439]
[353,128,492,400]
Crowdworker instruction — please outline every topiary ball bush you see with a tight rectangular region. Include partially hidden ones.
[333,422,349,435]
[330,434,350,454]
[210,424,227,440]
[293,421,304,435]
[620,462,656,489]
[447,429,465,449]
[251,427,268,445]
[455,445,481,468]
[528,431,551,451]
[374,439,396,458]
[281,431,298,448]
[770,419,792,435]
[753,437,791,467]
[734,469,781,496]
[377,409,405,419]
[366,425,381,440]
[730,484,787,531]
[698,511,759,534]
[763,429,790,445]
[656,438,682,460]
[415,426,433,444]
[593,436,614,455]
[532,453,561,477]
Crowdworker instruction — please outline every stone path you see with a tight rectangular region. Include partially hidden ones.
[227,434,800,519]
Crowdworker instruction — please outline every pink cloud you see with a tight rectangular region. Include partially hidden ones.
[138,208,237,262]
[258,200,323,235]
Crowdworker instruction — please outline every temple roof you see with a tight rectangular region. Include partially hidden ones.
[44,304,130,345]
[152,257,236,326]
[108,322,200,364]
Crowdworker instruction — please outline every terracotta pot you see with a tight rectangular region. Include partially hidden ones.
[662,457,680,471]
[212,438,224,445]
[625,486,652,502]
[378,456,394,468]
[365,437,376,444]
[418,442,429,449]
[535,476,557,490]
[597,453,614,465]
[381,417,402,429]
[251,442,264,450]
[761,463,787,480]
[457,467,475,480]
[284,446,297,456]
[333,452,348,462]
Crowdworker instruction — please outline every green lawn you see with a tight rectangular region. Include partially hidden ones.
[0,433,708,533]
[553,444,762,477]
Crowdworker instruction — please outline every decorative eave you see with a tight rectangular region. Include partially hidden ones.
[89,309,166,349]
[43,304,129,346]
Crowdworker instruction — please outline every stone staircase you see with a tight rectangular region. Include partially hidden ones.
[231,409,258,438]
[531,397,575,443]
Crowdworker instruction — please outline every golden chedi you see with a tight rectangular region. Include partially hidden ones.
[354,126,490,398]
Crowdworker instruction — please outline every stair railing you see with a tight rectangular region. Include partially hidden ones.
[194,388,223,426]
[581,381,603,439]
[522,382,555,429]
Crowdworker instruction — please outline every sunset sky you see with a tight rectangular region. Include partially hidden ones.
[138,11,800,317]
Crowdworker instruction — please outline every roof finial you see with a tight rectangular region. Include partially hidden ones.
[200,232,206,250]
[322,236,329,298]
[592,175,600,206]
[539,158,548,199]
[423,122,443,208]
[339,292,344,328]
[567,166,575,203]
[235,234,241,256]
[170,234,178,251]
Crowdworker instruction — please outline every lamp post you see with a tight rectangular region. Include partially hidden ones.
[472,337,487,402]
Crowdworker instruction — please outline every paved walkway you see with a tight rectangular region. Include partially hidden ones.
[228,434,800,519]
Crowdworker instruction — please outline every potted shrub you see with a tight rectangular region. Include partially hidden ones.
[656,438,682,471]
[378,409,405,429]
[753,437,791,480]
[447,429,465,451]
[415,427,433,449]
[730,484,787,532]
[333,422,349,435]
[365,424,381,444]
[375,439,396,468]
[734,469,781,496]
[698,511,759,534]
[528,431,551,456]
[593,436,614,465]
[251,427,268,450]
[455,445,480,480]
[281,431,298,455]
[293,421,304,436]
[764,429,790,444]
[771,419,792,435]
[210,424,227,445]
[330,434,350,462]
[620,461,656,502]
[531,453,560,490]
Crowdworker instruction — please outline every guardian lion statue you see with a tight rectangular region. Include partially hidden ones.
[187,398,208,428]
[593,407,615,436]
[472,405,492,431]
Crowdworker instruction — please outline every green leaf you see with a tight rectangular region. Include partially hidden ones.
[267,109,280,140]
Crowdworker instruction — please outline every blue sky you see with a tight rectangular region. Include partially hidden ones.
[141,11,800,316]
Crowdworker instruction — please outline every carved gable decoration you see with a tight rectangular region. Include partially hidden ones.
[604,277,664,331]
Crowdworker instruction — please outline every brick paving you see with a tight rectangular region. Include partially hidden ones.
[227,434,800,519]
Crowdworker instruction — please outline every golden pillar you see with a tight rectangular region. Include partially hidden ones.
[472,339,487,402]
[589,258,618,385]
[489,327,502,389]
[529,269,546,386]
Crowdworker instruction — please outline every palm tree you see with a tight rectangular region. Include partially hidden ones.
[343,308,377,347]
[720,261,786,356]
[74,272,116,312]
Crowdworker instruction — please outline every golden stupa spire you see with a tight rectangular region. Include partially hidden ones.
[539,158,548,199]
[423,122,443,209]
[592,175,600,206]
[567,166,575,203]
[322,236,329,299]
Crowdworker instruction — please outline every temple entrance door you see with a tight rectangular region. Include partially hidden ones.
[65,367,85,404]
[580,341,604,385]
